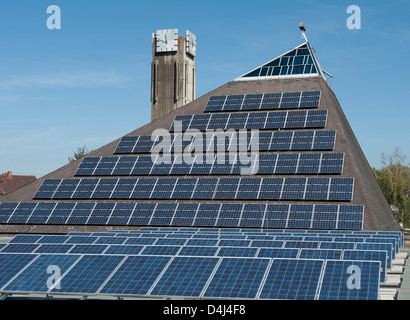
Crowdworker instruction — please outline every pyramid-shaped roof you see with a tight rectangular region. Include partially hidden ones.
[0,40,399,233]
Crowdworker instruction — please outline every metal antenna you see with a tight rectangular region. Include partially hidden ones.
[299,21,308,42]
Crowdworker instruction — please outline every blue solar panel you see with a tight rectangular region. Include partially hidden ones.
[257,248,299,259]
[99,255,171,295]
[178,246,218,256]
[251,240,284,248]
[343,250,387,283]
[141,246,181,256]
[68,244,108,254]
[185,238,219,246]
[205,95,226,112]
[47,202,75,224]
[7,203,36,224]
[318,260,380,300]
[259,258,324,300]
[8,234,43,244]
[34,244,74,254]
[319,241,356,250]
[50,255,125,294]
[171,110,326,132]
[0,244,39,253]
[217,246,257,257]
[0,253,38,290]
[203,257,270,299]
[299,249,342,260]
[205,91,320,112]
[65,236,98,244]
[124,237,157,245]
[76,152,344,177]
[242,44,318,79]
[114,130,336,155]
[356,243,394,268]
[95,236,127,245]
[285,241,319,249]
[2,254,81,293]
[103,245,144,255]
[150,256,219,297]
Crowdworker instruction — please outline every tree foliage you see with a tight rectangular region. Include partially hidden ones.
[68,145,94,163]
[373,148,410,227]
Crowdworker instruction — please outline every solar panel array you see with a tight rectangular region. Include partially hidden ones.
[33,177,355,201]
[170,110,327,132]
[241,43,319,78]
[205,91,321,112]
[0,71,396,301]
[74,153,344,176]
[0,227,402,299]
[114,130,337,154]
[0,202,364,230]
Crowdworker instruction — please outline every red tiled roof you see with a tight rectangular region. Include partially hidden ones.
[0,172,36,196]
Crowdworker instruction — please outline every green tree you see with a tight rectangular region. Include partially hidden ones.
[68,145,94,163]
[373,148,410,228]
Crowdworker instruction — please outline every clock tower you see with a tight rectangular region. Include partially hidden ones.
[151,29,196,121]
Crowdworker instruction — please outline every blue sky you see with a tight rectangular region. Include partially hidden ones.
[0,0,409,177]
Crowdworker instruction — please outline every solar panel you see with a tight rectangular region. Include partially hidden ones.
[170,110,327,132]
[299,249,342,260]
[0,243,40,253]
[318,260,380,300]
[259,258,324,300]
[1,202,365,231]
[113,130,336,155]
[178,246,218,257]
[34,244,74,254]
[0,253,38,290]
[97,255,170,296]
[103,245,144,255]
[257,248,299,258]
[75,152,345,177]
[204,91,320,112]
[205,95,226,112]
[150,256,219,297]
[141,245,181,256]
[242,44,319,79]
[2,254,81,293]
[7,203,37,224]
[8,234,43,244]
[50,255,125,294]
[355,243,394,268]
[0,228,394,299]
[343,250,387,283]
[203,257,270,299]
[68,244,108,254]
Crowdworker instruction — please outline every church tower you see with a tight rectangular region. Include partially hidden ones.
[151,29,196,121]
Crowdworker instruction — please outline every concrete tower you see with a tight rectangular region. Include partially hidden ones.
[151,29,196,121]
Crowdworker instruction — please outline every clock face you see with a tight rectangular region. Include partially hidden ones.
[186,30,196,57]
[156,29,178,53]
